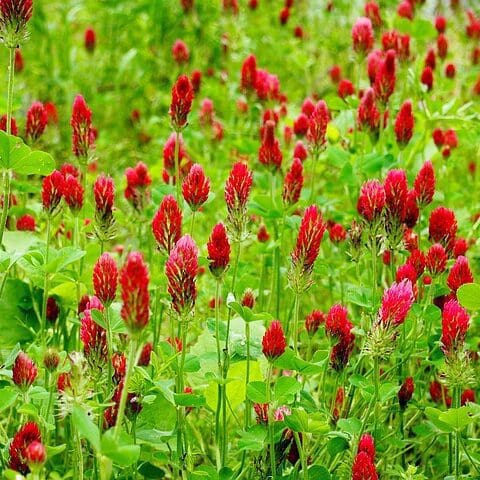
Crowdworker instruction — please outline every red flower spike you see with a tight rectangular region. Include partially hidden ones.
[120,252,150,332]
[398,377,414,409]
[25,440,46,467]
[414,161,435,207]
[71,94,95,158]
[282,158,303,206]
[425,243,448,275]
[258,119,282,170]
[352,451,378,480]
[172,39,189,64]
[152,194,182,255]
[421,66,434,91]
[357,179,385,222]
[437,33,448,59]
[338,79,355,99]
[0,113,17,135]
[397,0,413,20]
[93,253,118,306]
[262,320,287,361]
[394,100,414,146]
[25,101,47,141]
[352,17,374,55]
[9,422,41,475]
[80,308,108,361]
[257,224,269,243]
[240,54,257,93]
[241,289,256,309]
[379,279,414,327]
[326,304,352,339]
[207,223,231,277]
[12,352,37,388]
[329,223,347,243]
[46,296,59,323]
[461,389,475,405]
[306,100,329,150]
[384,169,408,223]
[428,207,457,254]
[404,189,419,229]
[0,0,33,42]
[441,299,470,356]
[435,16,446,33]
[293,140,308,162]
[364,2,381,28]
[169,75,194,130]
[163,133,191,183]
[165,235,198,315]
[453,238,468,258]
[293,113,309,136]
[447,256,473,293]
[63,174,84,213]
[373,49,396,105]
[357,87,380,134]
[305,310,325,336]
[138,342,153,366]
[42,170,65,215]
[291,205,326,275]
[124,162,152,211]
[358,433,376,461]
[396,263,417,285]
[16,214,35,231]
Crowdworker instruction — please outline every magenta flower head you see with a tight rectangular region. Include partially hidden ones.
[394,100,414,146]
[12,352,37,389]
[151,194,182,255]
[25,101,47,141]
[9,422,42,475]
[42,170,64,216]
[225,161,253,239]
[165,234,198,315]
[71,94,95,159]
[182,163,210,211]
[0,0,33,47]
[207,222,231,277]
[262,320,287,361]
[25,440,46,469]
[282,157,303,206]
[352,17,374,55]
[306,100,329,151]
[120,252,150,333]
[373,49,396,105]
[378,279,414,327]
[441,299,470,357]
[93,253,118,306]
[169,74,194,130]
[63,174,84,214]
[447,256,474,293]
[357,179,386,223]
[290,205,326,291]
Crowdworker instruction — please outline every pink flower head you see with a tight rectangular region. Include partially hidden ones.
[262,320,287,361]
[120,252,150,332]
[169,75,194,130]
[282,157,303,206]
[152,194,182,255]
[25,440,46,467]
[441,299,470,356]
[93,253,118,305]
[207,222,231,277]
[358,433,375,461]
[240,54,257,93]
[165,235,198,314]
[12,352,37,388]
[384,169,408,223]
[394,100,414,146]
[357,87,380,133]
[25,101,47,141]
[357,179,385,222]
[379,279,414,327]
[352,17,374,55]
[291,205,326,275]
[172,39,189,64]
[71,95,95,158]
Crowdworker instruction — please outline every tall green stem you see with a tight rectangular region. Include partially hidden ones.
[41,217,52,349]
[293,292,301,356]
[105,306,113,382]
[266,363,276,479]
[176,317,189,473]
[0,47,16,247]
[214,279,224,468]
[114,338,138,441]
[454,387,461,479]
[373,356,380,438]
[174,129,181,204]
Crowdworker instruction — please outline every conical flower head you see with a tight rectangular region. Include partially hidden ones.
[42,170,64,215]
[373,49,396,105]
[394,100,414,146]
[165,235,198,315]
[207,223,230,277]
[71,95,95,158]
[63,174,84,214]
[384,169,408,222]
[169,75,194,130]
[9,422,41,475]
[262,320,287,361]
[0,0,33,47]
[282,157,303,206]
[378,279,414,327]
[120,252,150,332]
[357,179,385,222]
[151,194,182,255]
[12,352,37,388]
[352,451,378,480]
[425,243,447,275]
[306,100,329,150]
[414,161,435,207]
[25,101,47,141]
[93,253,118,305]
[398,376,414,409]
[447,256,473,293]
[441,299,470,356]
[94,174,115,217]
[182,163,210,211]
[352,17,374,54]
[258,120,282,170]
[428,207,457,253]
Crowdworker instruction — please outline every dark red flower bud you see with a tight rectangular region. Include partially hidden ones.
[421,66,434,91]
[437,33,448,59]
[172,39,189,64]
[414,161,435,207]
[16,214,35,231]
[429,207,457,253]
[240,54,257,93]
[398,377,414,409]
[435,16,446,33]
[12,352,37,388]
[152,194,182,255]
[338,79,355,99]
[138,342,153,366]
[394,100,414,146]
[259,120,282,170]
[241,289,256,309]
[373,49,396,105]
[305,310,325,336]
[46,296,60,323]
[43,349,60,371]
[84,27,96,52]
[9,422,41,475]
[25,101,47,141]
[207,222,231,277]
[282,158,303,206]
[42,170,64,215]
[358,433,375,461]
[257,224,270,243]
[441,299,470,356]
[169,75,194,130]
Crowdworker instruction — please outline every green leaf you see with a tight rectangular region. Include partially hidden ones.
[0,387,18,412]
[238,425,267,451]
[424,407,454,433]
[284,408,308,432]
[246,381,267,403]
[439,406,477,430]
[274,376,301,404]
[72,405,101,452]
[174,393,206,407]
[13,150,55,175]
[457,283,480,310]
[307,466,331,479]
[337,417,362,435]
[101,429,140,466]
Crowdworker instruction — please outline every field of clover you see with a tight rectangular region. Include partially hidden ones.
[1,0,480,479]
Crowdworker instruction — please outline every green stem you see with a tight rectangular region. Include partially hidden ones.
[245,321,251,429]
[105,306,113,382]
[293,292,301,356]
[294,431,308,480]
[41,217,52,350]
[373,355,380,439]
[455,387,461,479]
[114,338,138,441]
[176,317,189,473]
[371,230,378,313]
[214,279,223,469]
[266,363,276,479]
[0,47,16,248]
[174,129,181,204]
[189,211,196,237]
